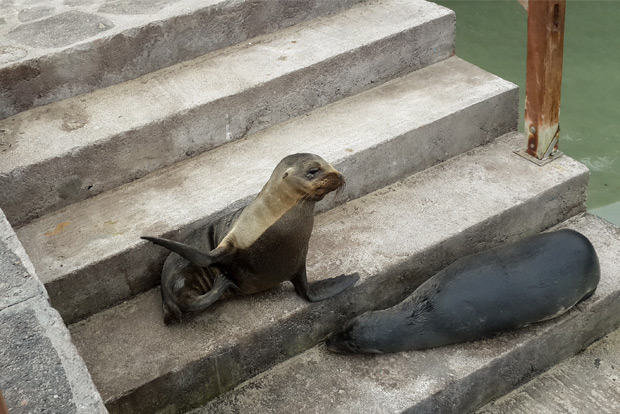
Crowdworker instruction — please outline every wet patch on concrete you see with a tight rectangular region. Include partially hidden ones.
[60,104,89,132]
[56,176,84,201]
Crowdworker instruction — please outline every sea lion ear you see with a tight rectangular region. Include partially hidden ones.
[282,167,293,179]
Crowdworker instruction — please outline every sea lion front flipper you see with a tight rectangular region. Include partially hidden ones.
[292,269,360,302]
[182,274,239,313]
[141,236,236,267]
[162,297,183,325]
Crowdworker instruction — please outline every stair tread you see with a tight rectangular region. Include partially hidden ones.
[478,324,620,414]
[0,0,367,119]
[2,0,448,170]
[68,132,589,411]
[15,57,517,323]
[192,213,620,414]
[0,0,454,226]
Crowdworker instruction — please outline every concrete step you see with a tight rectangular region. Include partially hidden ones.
[68,133,589,414]
[190,213,620,414]
[15,57,517,324]
[477,325,620,413]
[0,0,455,227]
[0,0,367,119]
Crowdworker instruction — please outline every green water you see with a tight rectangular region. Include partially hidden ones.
[434,0,620,226]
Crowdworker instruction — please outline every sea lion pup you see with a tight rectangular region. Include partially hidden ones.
[142,153,360,324]
[326,229,600,354]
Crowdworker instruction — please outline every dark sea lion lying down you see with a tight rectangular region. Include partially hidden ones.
[143,153,359,324]
[326,229,600,354]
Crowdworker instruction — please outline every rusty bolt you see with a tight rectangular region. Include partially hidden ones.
[530,126,537,134]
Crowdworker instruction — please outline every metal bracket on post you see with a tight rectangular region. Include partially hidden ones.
[516,0,566,166]
[515,124,563,166]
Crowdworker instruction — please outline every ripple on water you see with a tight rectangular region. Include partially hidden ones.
[579,156,617,172]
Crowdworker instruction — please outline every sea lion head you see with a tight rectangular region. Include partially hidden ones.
[325,311,391,354]
[275,153,345,201]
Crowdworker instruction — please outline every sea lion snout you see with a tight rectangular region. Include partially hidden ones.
[325,312,386,354]
[325,329,357,353]
[311,170,345,200]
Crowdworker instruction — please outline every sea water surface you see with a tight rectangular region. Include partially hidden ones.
[434,0,620,226]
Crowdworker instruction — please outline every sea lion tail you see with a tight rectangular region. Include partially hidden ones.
[183,274,239,313]
[141,236,216,267]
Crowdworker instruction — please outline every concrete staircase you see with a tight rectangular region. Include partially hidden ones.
[478,324,620,414]
[2,1,619,413]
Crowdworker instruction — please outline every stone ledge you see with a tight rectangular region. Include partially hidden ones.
[0,210,45,311]
[0,209,107,414]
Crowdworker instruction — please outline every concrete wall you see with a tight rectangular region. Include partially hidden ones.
[0,208,107,414]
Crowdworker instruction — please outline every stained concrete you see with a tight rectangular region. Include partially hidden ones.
[478,323,620,413]
[0,209,107,414]
[191,214,620,414]
[0,0,455,227]
[68,133,588,414]
[0,0,369,118]
[15,57,517,324]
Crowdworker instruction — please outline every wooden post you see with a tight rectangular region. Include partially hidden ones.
[0,389,8,414]
[521,0,566,164]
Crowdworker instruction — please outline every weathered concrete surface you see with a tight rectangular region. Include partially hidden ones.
[191,214,620,414]
[0,0,455,226]
[478,327,620,413]
[0,209,107,414]
[69,133,588,414]
[15,57,517,324]
[0,212,46,311]
[0,298,108,414]
[0,0,368,118]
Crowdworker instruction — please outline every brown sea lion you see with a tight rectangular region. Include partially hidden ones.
[326,229,600,353]
[142,153,359,324]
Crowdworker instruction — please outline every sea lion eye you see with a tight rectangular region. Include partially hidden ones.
[307,167,320,178]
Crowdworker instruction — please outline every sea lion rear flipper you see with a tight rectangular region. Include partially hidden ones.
[182,274,239,313]
[292,269,360,302]
[162,298,183,325]
[141,236,235,267]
